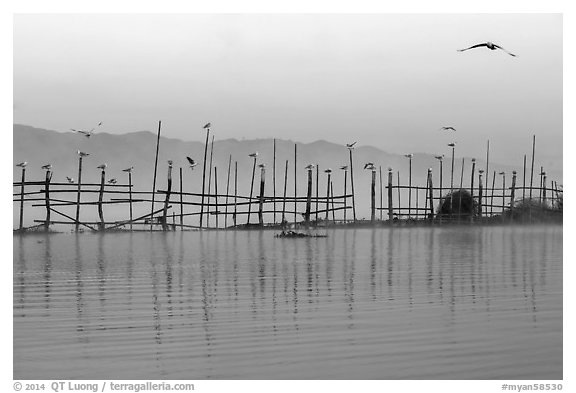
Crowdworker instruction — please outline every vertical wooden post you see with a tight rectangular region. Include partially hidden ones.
[501,173,506,222]
[225,154,232,228]
[214,166,219,229]
[282,160,288,225]
[258,165,265,226]
[128,171,133,231]
[478,170,484,219]
[439,158,443,210]
[408,157,412,219]
[542,172,547,207]
[522,154,527,203]
[44,169,52,231]
[349,148,357,221]
[325,171,331,221]
[75,155,84,232]
[370,169,376,223]
[343,169,348,222]
[450,144,455,214]
[305,168,313,224]
[273,139,276,224]
[485,139,490,205]
[19,166,26,231]
[415,186,419,220]
[294,143,297,224]
[539,167,544,204]
[199,126,210,229]
[397,171,401,220]
[387,168,393,223]
[162,162,173,231]
[379,166,383,221]
[529,134,536,200]
[98,168,106,231]
[150,120,162,231]
[179,167,183,229]
[458,158,465,218]
[427,168,434,220]
[510,171,517,219]
[234,161,238,227]
[247,157,257,225]
[207,135,215,228]
[316,164,319,222]
[490,171,496,216]
[470,159,476,221]
[330,181,336,222]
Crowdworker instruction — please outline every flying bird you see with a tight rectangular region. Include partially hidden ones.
[108,178,117,185]
[16,162,27,168]
[66,176,74,183]
[77,150,89,157]
[339,165,348,170]
[72,128,95,138]
[249,152,258,158]
[440,127,456,131]
[457,42,517,57]
[363,162,374,169]
[186,156,197,168]
[346,142,357,149]
[203,123,211,129]
[41,164,52,170]
[97,163,107,170]
[122,166,134,173]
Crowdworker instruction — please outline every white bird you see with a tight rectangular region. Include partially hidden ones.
[41,164,52,170]
[16,162,27,168]
[66,176,74,183]
[339,165,348,170]
[203,122,211,129]
[363,162,374,169]
[305,164,315,171]
[186,156,197,169]
[324,168,332,174]
[108,178,117,185]
[249,152,258,158]
[440,126,456,131]
[77,150,89,157]
[122,166,134,173]
[458,42,517,57]
[346,142,357,149]
[404,153,414,159]
[97,163,107,170]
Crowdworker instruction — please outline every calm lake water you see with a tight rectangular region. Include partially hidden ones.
[13,225,562,380]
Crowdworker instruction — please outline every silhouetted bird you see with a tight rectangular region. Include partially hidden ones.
[404,154,414,159]
[16,162,27,168]
[434,155,444,160]
[41,164,52,170]
[440,126,456,131]
[77,150,89,157]
[364,163,376,171]
[448,143,456,147]
[203,123,211,129]
[363,162,374,169]
[186,156,197,169]
[108,178,117,185]
[324,168,332,174]
[258,163,266,168]
[97,163,107,170]
[122,166,134,173]
[66,176,74,183]
[249,152,258,158]
[346,142,357,149]
[305,164,315,171]
[458,42,516,57]
[340,165,348,170]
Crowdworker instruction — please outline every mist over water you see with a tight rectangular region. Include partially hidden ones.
[14,225,562,379]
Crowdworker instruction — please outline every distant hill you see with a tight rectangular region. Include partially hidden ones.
[13,124,561,227]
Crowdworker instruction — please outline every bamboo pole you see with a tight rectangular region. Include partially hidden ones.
[510,171,517,216]
[247,156,257,225]
[379,166,383,221]
[450,144,455,215]
[349,148,357,221]
[331,181,336,222]
[75,155,84,232]
[371,169,376,223]
[50,207,96,231]
[542,172,547,207]
[150,121,162,231]
[408,156,412,219]
[539,167,544,204]
[485,140,490,211]
[470,159,476,221]
[282,160,288,225]
[529,135,535,200]
[162,162,173,231]
[179,167,183,229]
[294,143,297,224]
[387,168,393,223]
[273,139,276,224]
[44,169,52,231]
[128,170,133,230]
[490,170,496,216]
[19,166,26,231]
[225,154,232,228]
[478,170,484,218]
[316,164,319,222]
[397,171,401,218]
[500,172,506,221]
[214,166,219,229]
[325,170,331,221]
[258,165,265,226]
[458,158,465,217]
[305,168,313,224]
[343,168,348,222]
[522,154,527,203]
[207,134,215,228]
[200,124,210,229]
[98,168,106,231]
[427,168,434,220]
[107,207,170,230]
[234,161,238,227]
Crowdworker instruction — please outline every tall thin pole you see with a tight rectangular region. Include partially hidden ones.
[316,164,319,222]
[207,135,215,228]
[397,171,401,219]
[44,169,52,231]
[98,168,106,231]
[179,167,183,229]
[522,154,527,203]
[539,167,544,203]
[273,139,276,224]
[214,166,219,229]
[379,166,383,221]
[162,162,173,231]
[478,171,484,218]
[450,144,455,215]
[294,143,297,224]
[225,154,232,228]
[150,120,162,231]
[234,161,238,227]
[490,170,496,216]
[331,179,336,222]
[200,125,210,229]
[510,171,517,214]
[75,155,84,232]
[128,171,133,230]
[529,134,536,200]
[501,173,506,220]
[408,157,412,219]
[387,168,393,223]
[343,169,348,222]
[349,149,357,221]
[305,168,313,224]
[247,157,257,225]
[470,159,476,218]
[19,166,26,231]
[458,158,465,217]
[370,169,376,223]
[325,171,331,221]
[485,139,490,202]
[282,160,288,224]
[427,168,434,219]
[258,165,265,226]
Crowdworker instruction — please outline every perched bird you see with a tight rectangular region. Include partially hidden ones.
[363,162,374,169]
[339,165,348,170]
[41,164,52,170]
[434,155,444,160]
[108,178,117,185]
[66,176,74,183]
[168,160,173,166]
[387,167,393,171]
[186,156,197,169]
[258,163,266,168]
[77,150,89,157]
[16,162,27,168]
[364,163,376,171]
[457,42,517,57]
[346,142,357,149]
[447,143,456,147]
[97,163,107,170]
[324,168,332,174]
[122,166,134,173]
[249,152,258,158]
[499,171,505,176]
[404,153,414,159]
[478,169,485,174]
[203,122,211,129]
[440,126,456,131]
[305,164,315,171]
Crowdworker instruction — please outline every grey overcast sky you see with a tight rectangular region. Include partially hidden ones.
[13,13,562,167]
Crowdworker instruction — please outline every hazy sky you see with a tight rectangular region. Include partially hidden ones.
[13,13,562,167]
